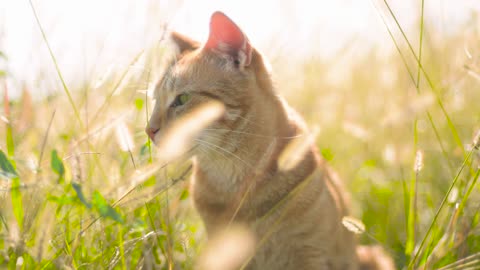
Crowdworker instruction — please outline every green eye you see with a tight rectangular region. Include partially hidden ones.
[171,93,191,107]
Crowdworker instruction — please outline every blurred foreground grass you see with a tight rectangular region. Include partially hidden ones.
[1,3,480,270]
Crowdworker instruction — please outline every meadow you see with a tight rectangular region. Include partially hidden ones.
[1,1,480,269]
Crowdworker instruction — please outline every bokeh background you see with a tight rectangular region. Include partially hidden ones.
[1,0,478,98]
[0,0,479,269]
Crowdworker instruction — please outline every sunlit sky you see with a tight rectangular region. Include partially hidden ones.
[0,0,479,98]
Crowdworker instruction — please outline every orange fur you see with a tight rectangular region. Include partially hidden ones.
[146,11,394,270]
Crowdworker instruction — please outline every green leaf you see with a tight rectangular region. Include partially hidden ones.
[0,70,6,78]
[179,189,189,200]
[50,150,65,179]
[135,98,144,110]
[320,148,334,161]
[0,51,7,60]
[0,150,18,179]
[8,248,17,269]
[59,133,70,141]
[1,150,24,230]
[92,191,123,223]
[140,143,149,157]
[72,183,92,209]
[363,159,376,167]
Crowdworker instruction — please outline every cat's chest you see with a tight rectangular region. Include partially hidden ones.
[192,157,249,192]
[191,164,245,209]
[190,165,261,223]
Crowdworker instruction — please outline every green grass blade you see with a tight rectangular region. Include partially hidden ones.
[369,0,415,83]
[409,149,475,269]
[118,226,127,270]
[5,119,14,158]
[11,176,23,231]
[416,0,425,88]
[406,121,419,256]
[90,49,145,123]
[3,84,15,157]
[38,110,56,168]
[144,77,153,164]
[145,203,168,259]
[28,0,84,130]
[72,182,92,209]
[382,0,464,153]
[406,0,424,257]
[426,112,455,174]
[401,170,410,234]
[371,0,462,169]
[457,168,480,218]
[92,191,124,223]
[51,150,65,181]
[0,150,23,231]
[437,251,480,270]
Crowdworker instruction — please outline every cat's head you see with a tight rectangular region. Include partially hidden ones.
[146,11,273,158]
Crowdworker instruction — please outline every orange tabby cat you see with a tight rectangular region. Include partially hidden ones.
[146,11,394,270]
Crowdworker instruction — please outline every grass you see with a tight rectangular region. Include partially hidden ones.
[1,1,480,269]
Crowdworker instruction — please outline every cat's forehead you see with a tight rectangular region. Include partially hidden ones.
[154,58,197,97]
[155,52,224,98]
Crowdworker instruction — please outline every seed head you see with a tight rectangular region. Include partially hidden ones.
[342,216,365,235]
[414,150,424,173]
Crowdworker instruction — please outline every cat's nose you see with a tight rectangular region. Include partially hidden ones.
[146,126,160,141]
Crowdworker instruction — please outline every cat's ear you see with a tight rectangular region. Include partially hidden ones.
[171,31,200,54]
[204,11,252,67]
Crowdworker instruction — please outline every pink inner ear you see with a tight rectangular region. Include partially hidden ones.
[205,11,251,65]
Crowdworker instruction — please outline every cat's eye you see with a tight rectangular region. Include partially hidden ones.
[171,93,191,108]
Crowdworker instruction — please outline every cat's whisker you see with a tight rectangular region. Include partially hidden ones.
[199,133,268,163]
[234,113,264,128]
[203,128,305,139]
[194,138,254,169]
[194,141,244,173]
[199,133,255,158]
[198,133,278,180]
